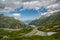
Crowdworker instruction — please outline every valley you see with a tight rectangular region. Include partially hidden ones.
[0,11,60,40]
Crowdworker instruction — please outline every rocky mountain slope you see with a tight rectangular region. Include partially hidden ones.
[29,10,60,26]
[0,14,27,29]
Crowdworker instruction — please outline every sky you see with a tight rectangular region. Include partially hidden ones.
[0,0,60,21]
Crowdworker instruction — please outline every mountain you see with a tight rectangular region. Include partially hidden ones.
[0,14,27,29]
[24,20,32,25]
[29,10,60,26]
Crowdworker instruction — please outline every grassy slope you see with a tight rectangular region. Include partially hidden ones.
[38,22,60,32]
[0,28,33,40]
[0,28,60,40]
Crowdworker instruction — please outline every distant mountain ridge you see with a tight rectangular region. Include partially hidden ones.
[29,10,60,26]
[0,14,27,29]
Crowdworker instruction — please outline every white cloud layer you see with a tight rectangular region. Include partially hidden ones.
[47,3,60,11]
[0,0,60,13]
[12,13,21,19]
[23,1,41,10]
[22,0,57,10]
[41,10,60,17]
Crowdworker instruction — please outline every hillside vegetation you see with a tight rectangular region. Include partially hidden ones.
[38,22,60,32]
[0,29,60,40]
[0,14,27,29]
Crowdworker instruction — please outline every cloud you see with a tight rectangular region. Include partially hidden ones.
[23,1,41,10]
[0,0,60,14]
[0,7,13,12]
[47,3,60,11]
[12,13,21,17]
[0,3,5,9]
[41,2,60,17]
[12,13,21,19]
[2,0,5,2]
[41,10,60,17]
[0,0,60,21]
[0,0,23,12]
[0,0,58,11]
[22,0,57,10]
[13,1,21,5]
[47,3,59,9]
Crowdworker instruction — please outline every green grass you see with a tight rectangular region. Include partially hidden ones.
[0,29,60,40]
[38,22,60,32]
[0,28,33,39]
[3,35,60,40]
